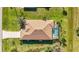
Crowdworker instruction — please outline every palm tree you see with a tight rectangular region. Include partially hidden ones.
[19,16,26,29]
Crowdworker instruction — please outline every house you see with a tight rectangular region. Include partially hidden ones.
[20,20,59,40]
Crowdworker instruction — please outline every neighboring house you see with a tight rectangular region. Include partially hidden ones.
[20,20,59,40]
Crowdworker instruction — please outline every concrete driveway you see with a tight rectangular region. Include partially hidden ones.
[3,31,20,39]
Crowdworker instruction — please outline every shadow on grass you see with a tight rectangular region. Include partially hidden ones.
[20,40,56,44]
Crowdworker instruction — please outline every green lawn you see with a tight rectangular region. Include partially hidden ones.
[2,7,66,31]
[2,38,20,52]
[2,8,21,31]
[2,38,58,52]
[73,39,79,52]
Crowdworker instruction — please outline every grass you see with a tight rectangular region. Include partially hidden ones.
[73,39,79,52]
[2,38,20,52]
[72,8,79,52]
[2,8,20,31]
[23,8,64,20]
[2,38,58,52]
[2,7,65,31]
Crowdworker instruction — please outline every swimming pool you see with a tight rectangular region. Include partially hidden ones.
[52,24,59,39]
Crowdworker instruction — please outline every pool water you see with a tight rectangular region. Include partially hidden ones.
[52,24,59,39]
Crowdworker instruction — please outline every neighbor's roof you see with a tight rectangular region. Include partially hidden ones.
[20,20,55,40]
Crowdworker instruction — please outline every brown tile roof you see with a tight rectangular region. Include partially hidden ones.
[20,20,55,40]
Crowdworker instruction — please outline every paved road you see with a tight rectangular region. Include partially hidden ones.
[3,31,20,39]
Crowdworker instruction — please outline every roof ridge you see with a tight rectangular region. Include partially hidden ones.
[23,30,51,39]
[31,29,50,39]
[43,24,52,39]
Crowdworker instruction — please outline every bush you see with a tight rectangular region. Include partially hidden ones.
[11,48,18,52]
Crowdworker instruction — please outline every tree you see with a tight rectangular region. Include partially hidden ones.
[63,7,67,16]
[19,16,26,29]
[76,27,79,36]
